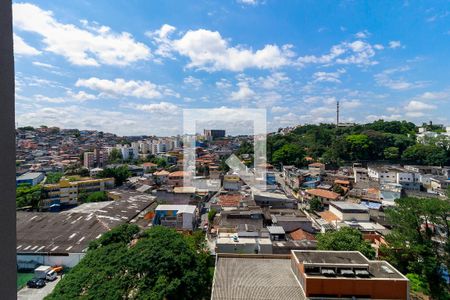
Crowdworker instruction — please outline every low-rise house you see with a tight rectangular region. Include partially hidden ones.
[223,174,242,191]
[305,189,340,203]
[168,171,190,187]
[153,170,170,185]
[253,189,296,209]
[153,204,197,231]
[328,201,370,222]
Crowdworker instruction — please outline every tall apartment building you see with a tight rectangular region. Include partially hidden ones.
[204,129,226,141]
[84,152,95,169]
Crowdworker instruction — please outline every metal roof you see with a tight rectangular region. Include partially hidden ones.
[212,255,305,300]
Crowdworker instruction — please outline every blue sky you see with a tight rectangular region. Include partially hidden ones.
[13,0,450,136]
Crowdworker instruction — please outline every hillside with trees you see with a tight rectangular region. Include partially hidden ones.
[267,120,450,167]
[45,225,212,300]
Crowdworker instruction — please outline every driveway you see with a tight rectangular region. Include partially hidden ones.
[17,276,60,300]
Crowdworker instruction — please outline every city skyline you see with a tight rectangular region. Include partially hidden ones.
[14,0,450,136]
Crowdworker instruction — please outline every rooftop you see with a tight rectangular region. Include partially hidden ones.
[155,204,196,214]
[294,250,368,265]
[306,189,340,200]
[212,254,306,300]
[329,201,369,212]
[17,172,43,180]
[17,190,155,254]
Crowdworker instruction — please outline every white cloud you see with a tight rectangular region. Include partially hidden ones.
[312,69,346,83]
[230,81,255,101]
[354,30,370,39]
[150,25,295,71]
[34,94,65,103]
[374,67,428,90]
[13,33,41,55]
[271,106,289,113]
[341,99,361,109]
[237,0,261,5]
[32,61,56,68]
[132,102,179,114]
[366,114,402,122]
[216,79,232,89]
[75,77,176,99]
[258,72,290,89]
[183,76,203,89]
[298,39,380,66]
[13,3,150,66]
[415,91,449,101]
[388,40,402,49]
[67,90,97,101]
[405,100,436,111]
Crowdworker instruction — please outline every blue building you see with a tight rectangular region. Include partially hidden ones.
[16,172,45,187]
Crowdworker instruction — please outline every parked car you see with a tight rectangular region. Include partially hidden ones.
[26,278,46,289]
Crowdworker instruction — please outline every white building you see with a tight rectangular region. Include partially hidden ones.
[154,204,197,231]
[329,201,370,222]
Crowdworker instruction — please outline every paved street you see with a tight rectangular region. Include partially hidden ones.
[17,276,60,300]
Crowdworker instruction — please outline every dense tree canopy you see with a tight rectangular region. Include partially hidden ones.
[45,172,63,184]
[16,184,42,209]
[317,227,376,259]
[96,166,131,186]
[46,225,212,300]
[267,120,450,166]
[382,197,450,299]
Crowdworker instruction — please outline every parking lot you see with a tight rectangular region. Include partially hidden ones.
[17,276,60,300]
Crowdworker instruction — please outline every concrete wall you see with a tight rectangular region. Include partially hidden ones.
[17,253,86,269]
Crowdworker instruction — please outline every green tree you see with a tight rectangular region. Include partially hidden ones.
[317,227,375,259]
[308,197,323,212]
[272,144,306,167]
[382,197,450,299]
[16,184,42,209]
[208,208,217,224]
[332,184,345,195]
[402,144,447,165]
[47,225,212,300]
[345,134,372,160]
[45,172,63,184]
[383,146,399,160]
[82,191,108,203]
[108,148,123,163]
[97,166,131,186]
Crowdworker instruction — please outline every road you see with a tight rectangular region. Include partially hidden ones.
[17,276,60,300]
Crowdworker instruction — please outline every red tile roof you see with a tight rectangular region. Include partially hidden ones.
[306,189,340,200]
[289,229,316,241]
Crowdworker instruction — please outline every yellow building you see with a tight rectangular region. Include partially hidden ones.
[41,177,115,209]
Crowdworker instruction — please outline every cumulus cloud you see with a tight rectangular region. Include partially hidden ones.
[312,69,346,83]
[405,100,436,111]
[297,40,381,66]
[374,67,428,90]
[75,77,177,99]
[149,24,295,71]
[13,33,41,55]
[230,81,256,101]
[388,40,402,49]
[271,106,289,113]
[13,3,150,66]
[184,76,203,89]
[366,114,402,122]
[237,0,261,5]
[132,102,179,114]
